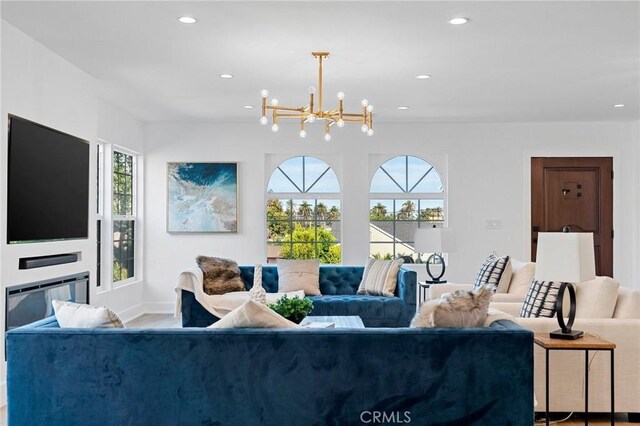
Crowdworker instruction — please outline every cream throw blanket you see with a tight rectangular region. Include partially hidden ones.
[175,268,304,319]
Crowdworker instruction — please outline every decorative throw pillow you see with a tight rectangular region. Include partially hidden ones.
[208,300,301,329]
[575,276,620,318]
[472,254,510,292]
[52,300,125,328]
[495,259,513,293]
[411,284,494,328]
[277,259,321,296]
[508,259,536,297]
[357,258,404,297]
[196,256,245,295]
[520,279,562,318]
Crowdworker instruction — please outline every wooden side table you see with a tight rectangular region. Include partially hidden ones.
[533,333,616,426]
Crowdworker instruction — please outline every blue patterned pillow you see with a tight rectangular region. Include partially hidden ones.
[472,254,510,291]
[520,279,561,318]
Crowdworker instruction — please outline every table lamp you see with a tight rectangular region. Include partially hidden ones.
[413,226,456,284]
[535,232,596,340]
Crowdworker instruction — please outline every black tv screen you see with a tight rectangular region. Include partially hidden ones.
[7,115,90,243]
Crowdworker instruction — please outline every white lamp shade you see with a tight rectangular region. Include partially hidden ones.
[414,227,456,253]
[535,232,596,283]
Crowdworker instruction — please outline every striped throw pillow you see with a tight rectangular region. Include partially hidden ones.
[520,279,561,318]
[472,254,510,291]
[357,258,404,297]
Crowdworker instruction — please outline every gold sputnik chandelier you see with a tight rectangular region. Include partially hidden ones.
[260,52,374,141]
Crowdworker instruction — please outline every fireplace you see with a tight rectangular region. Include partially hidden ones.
[5,272,89,331]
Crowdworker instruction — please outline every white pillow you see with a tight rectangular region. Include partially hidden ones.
[508,259,536,297]
[52,300,125,328]
[208,299,301,329]
[277,259,321,296]
[357,258,404,297]
[576,276,620,318]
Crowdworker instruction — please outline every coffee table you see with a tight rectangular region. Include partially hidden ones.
[301,316,365,328]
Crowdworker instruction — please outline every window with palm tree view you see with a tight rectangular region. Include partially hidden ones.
[370,155,445,260]
[267,156,341,264]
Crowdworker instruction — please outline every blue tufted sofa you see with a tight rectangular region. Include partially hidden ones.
[181,265,417,328]
[7,316,533,426]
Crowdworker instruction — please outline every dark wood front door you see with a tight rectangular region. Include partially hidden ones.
[531,157,613,277]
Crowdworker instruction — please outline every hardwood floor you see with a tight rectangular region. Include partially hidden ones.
[1,314,637,425]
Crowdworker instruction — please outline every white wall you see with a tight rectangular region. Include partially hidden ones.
[0,22,146,404]
[144,120,640,309]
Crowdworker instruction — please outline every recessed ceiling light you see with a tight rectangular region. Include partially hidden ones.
[449,17,470,25]
[219,74,233,79]
[416,75,431,80]
[178,16,197,24]
[397,106,409,110]
[613,104,625,108]
[243,105,254,109]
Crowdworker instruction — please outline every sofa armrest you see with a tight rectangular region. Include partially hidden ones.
[427,283,473,300]
[397,267,417,310]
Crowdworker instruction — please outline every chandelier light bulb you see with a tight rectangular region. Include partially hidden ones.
[324,133,332,142]
[367,128,374,136]
[308,114,316,123]
[271,123,279,132]
[366,105,374,112]
[271,98,279,106]
[337,92,345,100]
[299,130,307,138]
[259,116,268,125]
[337,119,345,128]
[361,99,369,107]
[361,124,369,133]
[308,86,317,94]
[261,89,269,98]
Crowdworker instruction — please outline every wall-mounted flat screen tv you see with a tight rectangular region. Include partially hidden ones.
[7,115,90,244]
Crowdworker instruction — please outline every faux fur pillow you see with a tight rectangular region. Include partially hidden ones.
[411,284,495,328]
[196,256,245,295]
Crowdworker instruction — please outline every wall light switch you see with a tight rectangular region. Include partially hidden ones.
[485,220,503,230]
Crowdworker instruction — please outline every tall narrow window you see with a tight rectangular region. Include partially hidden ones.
[112,150,136,283]
[370,155,445,260]
[266,156,341,264]
[96,143,104,287]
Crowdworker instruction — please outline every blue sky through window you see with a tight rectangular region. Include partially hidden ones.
[268,156,340,193]
[370,156,443,193]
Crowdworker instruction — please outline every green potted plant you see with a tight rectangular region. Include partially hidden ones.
[268,295,313,324]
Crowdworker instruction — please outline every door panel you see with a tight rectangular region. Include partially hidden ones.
[531,157,613,277]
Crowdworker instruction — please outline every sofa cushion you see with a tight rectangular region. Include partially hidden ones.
[357,258,404,297]
[52,300,125,328]
[208,300,300,329]
[308,295,407,326]
[277,259,321,296]
[613,287,640,319]
[197,256,245,295]
[576,276,620,318]
[508,259,536,297]
[520,280,561,318]
[472,254,510,291]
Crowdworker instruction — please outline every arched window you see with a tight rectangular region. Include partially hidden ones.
[369,155,445,260]
[266,156,341,264]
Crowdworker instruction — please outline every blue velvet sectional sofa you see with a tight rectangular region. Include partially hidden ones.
[181,265,417,328]
[6,316,534,426]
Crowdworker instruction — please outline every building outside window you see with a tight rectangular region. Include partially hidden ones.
[266,156,341,264]
[369,155,445,261]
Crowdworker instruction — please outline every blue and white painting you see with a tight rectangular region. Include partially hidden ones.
[167,162,238,233]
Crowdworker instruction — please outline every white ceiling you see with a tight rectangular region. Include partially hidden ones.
[2,1,639,123]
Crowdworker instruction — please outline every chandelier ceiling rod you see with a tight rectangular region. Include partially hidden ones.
[259,51,374,141]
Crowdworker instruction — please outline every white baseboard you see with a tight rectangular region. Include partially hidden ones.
[1,380,6,408]
[142,302,174,314]
[117,303,145,323]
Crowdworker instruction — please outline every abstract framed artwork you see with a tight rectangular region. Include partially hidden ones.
[167,162,238,233]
